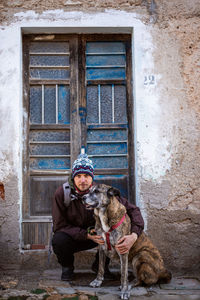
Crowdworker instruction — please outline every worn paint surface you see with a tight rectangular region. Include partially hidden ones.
[0,2,199,275]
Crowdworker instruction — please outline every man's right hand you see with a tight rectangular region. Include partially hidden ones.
[87,234,105,245]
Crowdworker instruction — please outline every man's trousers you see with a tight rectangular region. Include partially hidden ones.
[52,231,97,268]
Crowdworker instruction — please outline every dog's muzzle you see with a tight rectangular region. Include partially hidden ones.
[82,195,97,209]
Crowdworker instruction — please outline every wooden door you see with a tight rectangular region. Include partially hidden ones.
[22,34,134,248]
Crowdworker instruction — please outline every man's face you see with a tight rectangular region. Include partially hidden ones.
[74,173,93,192]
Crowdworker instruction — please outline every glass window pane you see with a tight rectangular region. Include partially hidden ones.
[30,130,70,142]
[87,86,98,124]
[101,85,112,124]
[44,86,56,124]
[30,69,70,80]
[58,85,70,124]
[86,42,125,54]
[30,42,69,53]
[86,55,125,67]
[30,144,70,156]
[87,129,128,142]
[30,86,42,124]
[86,68,125,80]
[87,142,127,155]
[91,156,128,169]
[30,158,70,170]
[30,55,69,66]
[114,85,127,124]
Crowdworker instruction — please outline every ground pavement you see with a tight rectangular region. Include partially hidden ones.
[0,268,200,300]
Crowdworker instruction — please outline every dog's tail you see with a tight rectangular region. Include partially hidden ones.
[158,268,172,284]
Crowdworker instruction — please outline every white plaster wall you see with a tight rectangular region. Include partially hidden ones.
[0,27,22,182]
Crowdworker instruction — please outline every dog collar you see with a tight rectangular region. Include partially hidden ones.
[105,214,126,251]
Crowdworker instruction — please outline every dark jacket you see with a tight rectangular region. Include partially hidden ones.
[52,184,144,241]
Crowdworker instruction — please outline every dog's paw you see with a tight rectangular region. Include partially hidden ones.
[120,286,131,300]
[90,278,103,288]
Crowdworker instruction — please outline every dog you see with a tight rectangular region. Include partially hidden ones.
[83,184,171,300]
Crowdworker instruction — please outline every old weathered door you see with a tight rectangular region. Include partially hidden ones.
[22,34,134,248]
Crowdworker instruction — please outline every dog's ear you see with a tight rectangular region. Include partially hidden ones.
[107,187,121,198]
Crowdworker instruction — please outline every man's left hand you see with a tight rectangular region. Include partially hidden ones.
[115,233,138,254]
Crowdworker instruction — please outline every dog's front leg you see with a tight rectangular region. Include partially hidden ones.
[90,246,105,288]
[119,253,130,300]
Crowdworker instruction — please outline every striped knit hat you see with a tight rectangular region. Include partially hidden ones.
[72,153,94,179]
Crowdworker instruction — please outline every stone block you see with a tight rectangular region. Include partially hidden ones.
[55,286,77,294]
[160,277,200,290]
[130,286,148,296]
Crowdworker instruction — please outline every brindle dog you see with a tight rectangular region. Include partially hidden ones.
[83,184,171,300]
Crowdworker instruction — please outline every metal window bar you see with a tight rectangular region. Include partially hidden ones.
[88,154,127,157]
[112,84,115,123]
[87,140,127,144]
[86,52,126,56]
[56,84,58,124]
[29,141,70,144]
[42,85,44,124]
[86,65,125,69]
[98,84,101,124]
[30,155,70,158]
[30,66,70,69]
[29,52,70,56]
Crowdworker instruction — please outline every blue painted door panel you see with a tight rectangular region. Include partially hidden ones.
[86,42,126,81]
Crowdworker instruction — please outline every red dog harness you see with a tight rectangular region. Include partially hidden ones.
[105,214,126,251]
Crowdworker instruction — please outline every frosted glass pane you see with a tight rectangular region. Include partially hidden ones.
[58,85,70,124]
[30,130,70,142]
[101,85,112,123]
[30,69,70,80]
[30,86,42,124]
[86,68,125,80]
[30,55,69,66]
[87,86,98,124]
[92,156,128,169]
[86,55,125,67]
[86,42,125,54]
[30,158,70,170]
[30,144,70,155]
[30,42,69,53]
[87,142,127,155]
[44,86,56,124]
[114,85,127,124]
[87,129,128,141]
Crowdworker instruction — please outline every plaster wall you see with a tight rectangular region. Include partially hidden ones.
[0,1,199,274]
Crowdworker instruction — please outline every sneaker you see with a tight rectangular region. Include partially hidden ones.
[61,266,74,281]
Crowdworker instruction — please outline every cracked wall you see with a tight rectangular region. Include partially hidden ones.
[0,0,199,274]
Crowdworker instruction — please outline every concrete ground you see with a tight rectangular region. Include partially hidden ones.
[0,267,200,300]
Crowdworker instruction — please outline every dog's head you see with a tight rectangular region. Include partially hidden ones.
[82,184,120,210]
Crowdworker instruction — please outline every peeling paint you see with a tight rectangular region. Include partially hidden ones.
[0,183,5,200]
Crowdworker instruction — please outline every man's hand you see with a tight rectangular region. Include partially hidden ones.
[115,233,138,254]
[87,233,105,245]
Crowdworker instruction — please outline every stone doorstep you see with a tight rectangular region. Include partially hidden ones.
[1,269,200,299]
[38,274,200,298]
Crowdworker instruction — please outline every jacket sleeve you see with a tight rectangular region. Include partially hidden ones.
[52,186,88,241]
[118,196,144,237]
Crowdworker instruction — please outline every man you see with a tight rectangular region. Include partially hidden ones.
[52,153,144,281]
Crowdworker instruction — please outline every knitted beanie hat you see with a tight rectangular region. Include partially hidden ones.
[72,153,94,179]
